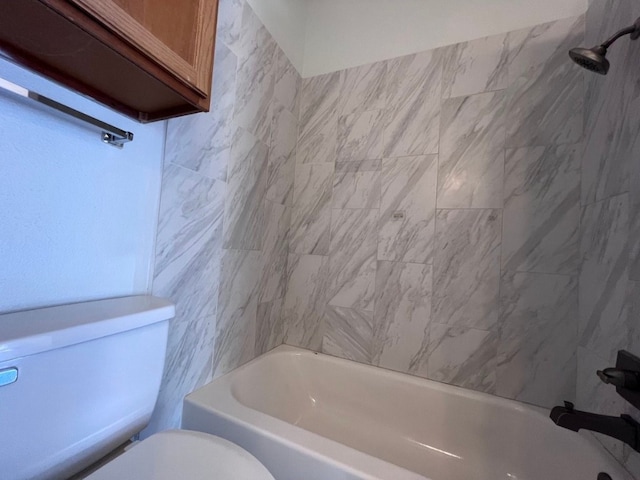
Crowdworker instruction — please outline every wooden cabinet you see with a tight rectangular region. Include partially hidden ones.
[0,0,218,122]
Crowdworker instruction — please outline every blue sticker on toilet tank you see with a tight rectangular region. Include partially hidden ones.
[0,368,18,387]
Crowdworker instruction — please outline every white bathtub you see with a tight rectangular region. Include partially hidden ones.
[183,346,631,480]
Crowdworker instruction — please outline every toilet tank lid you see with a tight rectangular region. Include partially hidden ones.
[0,296,175,363]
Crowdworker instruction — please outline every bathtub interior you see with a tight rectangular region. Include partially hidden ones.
[195,347,630,480]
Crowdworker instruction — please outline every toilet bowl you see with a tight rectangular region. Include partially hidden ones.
[86,430,275,480]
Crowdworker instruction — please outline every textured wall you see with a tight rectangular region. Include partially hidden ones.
[285,14,585,407]
[144,0,300,435]
[577,0,640,474]
[0,58,164,314]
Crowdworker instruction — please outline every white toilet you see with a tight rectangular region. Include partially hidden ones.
[0,296,275,480]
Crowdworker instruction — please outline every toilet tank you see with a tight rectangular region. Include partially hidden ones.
[0,296,175,480]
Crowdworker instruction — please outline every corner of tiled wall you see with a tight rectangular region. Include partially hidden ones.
[144,0,301,435]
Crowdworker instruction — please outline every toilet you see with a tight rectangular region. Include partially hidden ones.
[0,296,275,480]
[85,430,274,480]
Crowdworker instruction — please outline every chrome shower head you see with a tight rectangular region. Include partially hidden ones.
[569,17,640,75]
[569,46,610,75]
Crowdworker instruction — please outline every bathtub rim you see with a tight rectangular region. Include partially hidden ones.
[184,345,633,480]
[184,373,427,479]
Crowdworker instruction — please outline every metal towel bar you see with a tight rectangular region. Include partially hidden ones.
[0,76,134,148]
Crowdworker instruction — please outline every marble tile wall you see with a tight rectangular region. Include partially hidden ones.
[577,0,640,475]
[284,9,640,476]
[285,13,587,409]
[141,0,640,476]
[143,0,300,435]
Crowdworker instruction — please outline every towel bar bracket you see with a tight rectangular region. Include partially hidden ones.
[102,131,134,148]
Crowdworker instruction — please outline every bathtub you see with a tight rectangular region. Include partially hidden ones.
[182,346,630,480]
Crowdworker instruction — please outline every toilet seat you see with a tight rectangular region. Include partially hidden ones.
[86,430,275,480]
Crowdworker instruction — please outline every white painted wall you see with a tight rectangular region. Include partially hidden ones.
[300,0,587,77]
[232,0,590,77]
[0,58,165,313]
[246,0,308,73]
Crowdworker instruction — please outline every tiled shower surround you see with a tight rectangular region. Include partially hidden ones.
[285,0,640,474]
[144,0,640,475]
[287,14,587,402]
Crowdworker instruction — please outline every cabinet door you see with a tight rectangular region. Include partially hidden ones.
[70,0,217,97]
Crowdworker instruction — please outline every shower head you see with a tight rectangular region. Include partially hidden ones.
[569,46,610,75]
[569,17,640,75]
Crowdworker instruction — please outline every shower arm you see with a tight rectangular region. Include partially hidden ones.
[601,19,640,49]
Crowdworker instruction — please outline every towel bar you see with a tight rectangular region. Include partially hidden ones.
[0,76,134,148]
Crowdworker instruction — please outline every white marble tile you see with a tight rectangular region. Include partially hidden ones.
[290,206,332,257]
[214,249,261,377]
[624,449,640,480]
[258,201,290,304]
[233,24,276,145]
[384,50,442,157]
[579,193,629,362]
[432,209,502,330]
[577,1,640,459]
[428,324,497,393]
[328,209,378,311]
[323,305,374,364]
[216,0,243,53]
[339,61,387,116]
[153,164,225,321]
[283,253,329,351]
[438,91,506,209]
[267,103,297,206]
[293,163,334,208]
[165,42,237,182]
[332,160,381,210]
[373,261,432,376]
[505,16,585,148]
[625,13,640,285]
[442,33,509,99]
[497,271,578,407]
[629,281,640,358]
[508,16,584,79]
[143,314,214,435]
[337,109,385,162]
[378,155,438,264]
[231,1,271,61]
[223,126,267,250]
[274,46,301,118]
[502,144,581,275]
[298,71,342,164]
[289,163,334,255]
[630,196,640,283]
[581,1,640,205]
[256,297,284,355]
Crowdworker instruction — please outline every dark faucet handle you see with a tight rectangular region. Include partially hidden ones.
[597,368,640,390]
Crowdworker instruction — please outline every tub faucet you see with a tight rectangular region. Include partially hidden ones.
[597,368,640,390]
[550,401,640,452]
